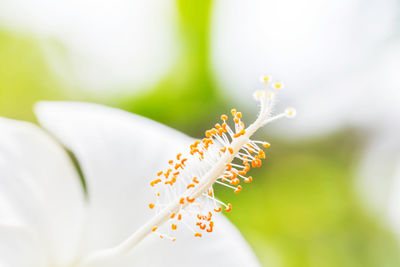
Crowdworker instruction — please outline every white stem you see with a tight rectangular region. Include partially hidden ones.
[79,117,265,266]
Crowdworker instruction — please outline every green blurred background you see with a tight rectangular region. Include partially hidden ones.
[1,1,399,266]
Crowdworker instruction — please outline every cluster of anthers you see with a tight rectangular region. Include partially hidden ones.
[79,76,296,266]
[148,76,296,241]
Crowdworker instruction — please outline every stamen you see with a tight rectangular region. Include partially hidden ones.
[79,76,295,266]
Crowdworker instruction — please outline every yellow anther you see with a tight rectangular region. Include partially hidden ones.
[285,108,296,118]
[262,142,271,148]
[253,90,264,100]
[274,82,282,89]
[260,75,270,83]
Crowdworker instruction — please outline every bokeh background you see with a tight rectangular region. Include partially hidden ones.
[1,0,400,266]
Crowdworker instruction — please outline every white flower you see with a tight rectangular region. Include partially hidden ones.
[0,77,293,266]
[0,102,262,266]
[0,102,258,267]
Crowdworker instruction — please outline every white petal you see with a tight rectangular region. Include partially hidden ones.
[35,101,191,254]
[0,118,86,265]
[116,215,260,267]
[35,102,260,266]
[0,222,46,267]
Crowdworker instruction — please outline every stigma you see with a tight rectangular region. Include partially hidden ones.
[149,76,295,241]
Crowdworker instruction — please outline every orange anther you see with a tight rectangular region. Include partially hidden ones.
[226,163,232,171]
[208,188,213,196]
[193,177,199,183]
[160,235,164,239]
[150,179,161,187]
[225,203,232,212]
[171,224,177,230]
[230,178,240,185]
[234,185,242,194]
[186,196,195,203]
[173,172,180,176]
[176,153,182,160]
[238,170,247,176]
[175,163,182,170]
[244,176,253,183]
[172,238,176,242]
[263,142,271,148]
[231,109,237,116]
[230,171,238,179]
[258,150,266,159]
[168,160,173,165]
[215,123,221,129]
[228,147,234,154]
[152,226,158,232]
[236,112,242,119]
[187,184,195,189]
[194,233,202,237]
[149,203,155,209]
[157,171,163,176]
[178,214,182,220]
[234,118,240,124]
[206,221,214,232]
[220,147,227,153]
[251,160,257,168]
[179,197,185,204]
[244,163,250,172]
[233,129,246,138]
[170,213,176,219]
[181,158,187,166]
[164,169,172,178]
[214,207,222,212]
[221,114,228,121]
